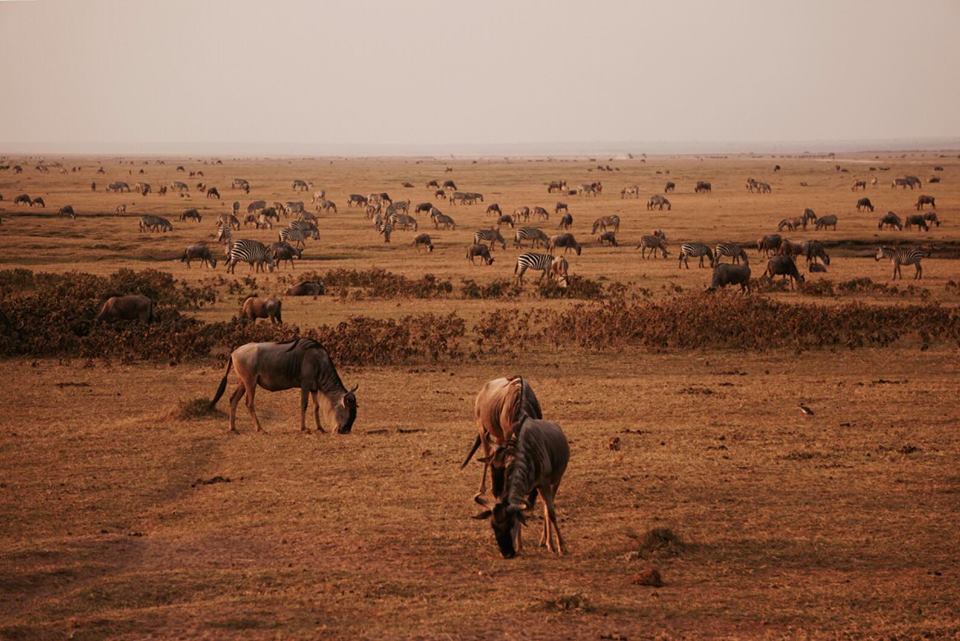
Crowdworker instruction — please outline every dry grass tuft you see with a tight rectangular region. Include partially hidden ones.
[541,592,592,612]
[628,527,686,558]
[169,397,223,421]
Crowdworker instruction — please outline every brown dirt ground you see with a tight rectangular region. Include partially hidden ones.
[1,154,959,639]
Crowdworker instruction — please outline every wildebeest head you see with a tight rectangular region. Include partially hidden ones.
[334,386,358,433]
[473,495,527,559]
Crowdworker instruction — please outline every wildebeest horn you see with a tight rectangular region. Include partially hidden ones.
[474,494,489,507]
[348,384,358,393]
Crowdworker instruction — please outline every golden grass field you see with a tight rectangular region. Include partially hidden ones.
[1,152,959,639]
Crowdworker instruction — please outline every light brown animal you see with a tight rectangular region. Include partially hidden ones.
[94,295,153,323]
[241,296,283,325]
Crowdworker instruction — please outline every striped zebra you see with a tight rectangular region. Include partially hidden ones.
[514,252,569,287]
[678,242,715,269]
[216,223,232,245]
[138,215,173,232]
[390,213,418,230]
[431,210,455,230]
[514,227,549,249]
[278,227,314,249]
[379,219,393,243]
[876,246,928,280]
[637,232,668,259]
[591,215,620,234]
[714,242,748,264]
[289,219,319,237]
[474,229,506,250]
[226,239,276,274]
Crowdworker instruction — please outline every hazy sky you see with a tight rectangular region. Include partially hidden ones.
[1,0,958,154]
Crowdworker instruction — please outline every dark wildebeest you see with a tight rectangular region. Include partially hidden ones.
[486,203,503,217]
[179,208,202,222]
[694,180,712,193]
[472,418,570,558]
[206,187,221,199]
[209,338,358,434]
[555,202,569,215]
[413,233,434,252]
[598,231,618,246]
[58,205,76,219]
[923,212,941,227]
[814,214,838,231]
[181,243,217,268]
[94,295,154,323]
[765,255,805,289]
[271,241,303,269]
[757,234,782,257]
[664,181,675,193]
[547,180,566,193]
[241,296,283,325]
[856,197,874,212]
[247,200,267,213]
[286,281,325,296]
[708,264,751,293]
[497,214,515,228]
[916,195,935,210]
[557,213,573,230]
[415,202,433,215]
[31,197,45,208]
[904,214,929,232]
[466,244,495,265]
[548,233,582,256]
[878,212,903,230]
[463,376,542,500]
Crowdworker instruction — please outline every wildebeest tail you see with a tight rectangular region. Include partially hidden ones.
[209,357,234,409]
[460,434,482,470]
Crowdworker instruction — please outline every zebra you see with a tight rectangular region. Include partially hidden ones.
[431,210,456,230]
[637,232,668,259]
[678,242,715,269]
[247,200,267,213]
[876,246,928,280]
[378,218,393,243]
[474,229,506,250]
[514,227,549,249]
[138,215,173,232]
[216,223,233,245]
[279,227,314,249]
[714,242,748,264]
[514,252,569,287]
[289,219,319,236]
[390,213,418,230]
[591,215,620,234]
[226,239,275,274]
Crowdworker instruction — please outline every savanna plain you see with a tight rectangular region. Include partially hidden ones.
[1,153,958,640]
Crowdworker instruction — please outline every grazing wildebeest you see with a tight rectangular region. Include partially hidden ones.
[923,212,941,227]
[497,214,515,228]
[292,179,311,191]
[209,338,358,434]
[856,197,874,212]
[271,241,303,269]
[412,233,434,252]
[94,295,154,323]
[347,194,368,208]
[708,263,751,293]
[929,176,941,184]
[598,231,618,246]
[757,234,782,257]
[425,180,440,189]
[591,215,620,234]
[247,200,267,213]
[434,189,446,200]
[555,202,568,215]
[547,180,566,193]
[58,205,76,219]
[548,233,582,256]
[181,243,217,268]
[472,419,570,558]
[442,180,457,191]
[878,211,903,230]
[242,296,283,325]
[765,255,805,289]
[206,187,221,199]
[647,194,671,210]
[286,281,325,296]
[466,244,495,265]
[778,217,802,232]
[486,203,503,217]
[415,202,433,215]
[916,195,935,210]
[851,180,867,191]
[30,197,45,208]
[814,214,838,231]
[179,208,202,222]
[139,215,173,232]
[557,213,573,230]
[664,181,675,193]
[904,214,929,232]
[694,180,712,193]
[463,376,543,499]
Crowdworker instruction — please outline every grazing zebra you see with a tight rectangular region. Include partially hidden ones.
[390,213,418,231]
[289,219,318,235]
[514,227,550,249]
[757,234,782,257]
[814,214,838,231]
[637,231,668,259]
[876,246,928,280]
[216,223,233,245]
[247,200,267,213]
[878,212,903,230]
[412,233,434,252]
[678,242,715,268]
[365,203,381,219]
[664,181,675,193]
[226,239,275,274]
[714,242,748,264]
[515,253,569,287]
[851,180,867,191]
[138,215,173,232]
[474,229,506,250]
[431,211,456,230]
[591,215,620,234]
[378,219,393,243]
[311,190,326,203]
[279,227,315,248]
[558,212,573,230]
[778,217,802,232]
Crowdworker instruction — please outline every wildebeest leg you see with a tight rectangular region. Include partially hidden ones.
[544,484,565,554]
[244,383,264,432]
[310,390,326,433]
[300,387,310,432]
[228,384,245,433]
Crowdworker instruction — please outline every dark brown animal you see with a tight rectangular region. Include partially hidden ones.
[241,297,283,325]
[94,295,153,323]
